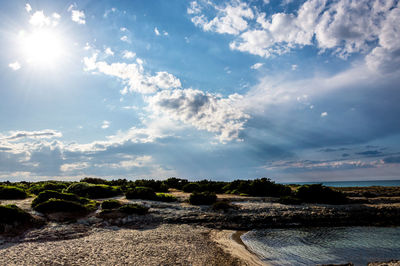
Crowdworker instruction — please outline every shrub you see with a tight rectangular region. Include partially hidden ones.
[183,183,200,193]
[155,193,177,202]
[29,182,68,195]
[164,178,188,190]
[189,191,217,205]
[132,179,169,192]
[101,199,123,210]
[0,204,32,224]
[34,199,88,213]
[80,177,109,185]
[279,195,303,205]
[222,178,291,197]
[118,204,149,215]
[296,184,348,205]
[0,186,27,199]
[31,190,88,208]
[212,201,233,211]
[65,182,122,199]
[125,187,156,200]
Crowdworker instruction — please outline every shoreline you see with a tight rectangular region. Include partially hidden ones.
[210,229,267,266]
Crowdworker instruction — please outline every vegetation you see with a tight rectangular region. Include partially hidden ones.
[189,191,217,205]
[182,183,201,193]
[29,182,68,195]
[31,190,89,208]
[223,178,291,197]
[278,195,303,205]
[31,190,97,214]
[34,199,89,214]
[0,185,28,199]
[295,184,348,205]
[118,203,149,215]
[65,182,122,199]
[0,204,32,224]
[155,193,177,202]
[212,200,234,211]
[164,177,188,190]
[101,199,123,210]
[125,186,156,200]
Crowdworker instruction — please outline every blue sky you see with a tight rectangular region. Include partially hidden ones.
[1,0,400,182]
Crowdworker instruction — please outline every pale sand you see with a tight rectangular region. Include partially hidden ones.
[211,230,267,266]
[0,224,249,266]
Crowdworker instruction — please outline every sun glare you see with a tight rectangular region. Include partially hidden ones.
[19,29,65,67]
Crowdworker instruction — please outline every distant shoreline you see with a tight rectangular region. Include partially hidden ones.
[281,179,400,187]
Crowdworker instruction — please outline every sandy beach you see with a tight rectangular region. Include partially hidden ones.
[0,223,264,266]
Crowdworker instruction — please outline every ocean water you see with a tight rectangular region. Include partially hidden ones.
[241,227,400,266]
[282,180,400,187]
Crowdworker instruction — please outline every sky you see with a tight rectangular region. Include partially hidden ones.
[1,0,400,182]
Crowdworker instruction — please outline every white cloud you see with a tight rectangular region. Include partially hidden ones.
[104,47,114,56]
[83,54,181,94]
[0,129,62,141]
[68,4,86,24]
[101,120,110,129]
[29,11,51,27]
[122,50,136,59]
[250,63,263,70]
[321,112,328,117]
[104,7,117,18]
[154,27,160,36]
[8,61,21,71]
[147,88,249,142]
[187,1,201,15]
[95,155,152,169]
[189,0,400,63]
[120,35,129,42]
[25,3,32,13]
[191,1,254,35]
[60,162,89,172]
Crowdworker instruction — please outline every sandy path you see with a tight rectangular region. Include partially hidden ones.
[0,224,246,266]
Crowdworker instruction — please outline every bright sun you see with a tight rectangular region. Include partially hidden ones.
[19,29,65,67]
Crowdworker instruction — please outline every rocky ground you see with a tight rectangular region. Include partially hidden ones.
[0,224,246,266]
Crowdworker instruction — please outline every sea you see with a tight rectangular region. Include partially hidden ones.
[241,227,400,266]
[281,179,400,187]
[242,180,400,265]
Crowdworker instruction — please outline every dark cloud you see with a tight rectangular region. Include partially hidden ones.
[383,156,400,164]
[356,150,382,156]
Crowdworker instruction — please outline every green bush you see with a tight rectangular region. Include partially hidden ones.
[118,204,149,215]
[65,182,122,199]
[0,204,32,224]
[189,191,217,205]
[125,187,156,200]
[101,199,123,210]
[212,201,233,211]
[31,190,88,208]
[0,186,27,199]
[80,177,109,185]
[132,179,169,192]
[29,182,68,195]
[183,183,201,193]
[155,193,177,202]
[296,184,348,205]
[164,178,188,190]
[34,199,88,213]
[279,195,303,205]
[222,178,291,197]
